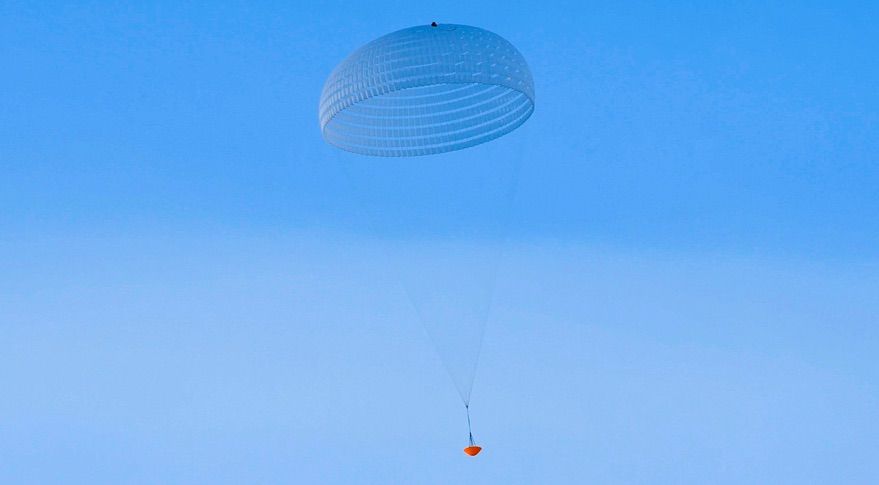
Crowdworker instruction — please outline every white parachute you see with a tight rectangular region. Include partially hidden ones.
[319,22,534,454]
[320,23,534,157]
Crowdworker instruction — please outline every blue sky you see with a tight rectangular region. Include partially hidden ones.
[2,1,878,483]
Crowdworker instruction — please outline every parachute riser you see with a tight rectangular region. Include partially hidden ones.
[466,404,475,447]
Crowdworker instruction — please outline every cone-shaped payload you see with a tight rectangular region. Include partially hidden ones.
[464,446,483,456]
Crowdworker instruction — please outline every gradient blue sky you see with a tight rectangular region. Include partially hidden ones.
[2,1,878,483]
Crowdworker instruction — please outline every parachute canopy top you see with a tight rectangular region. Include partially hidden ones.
[319,23,535,157]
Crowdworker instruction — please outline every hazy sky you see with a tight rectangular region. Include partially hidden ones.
[2,1,878,483]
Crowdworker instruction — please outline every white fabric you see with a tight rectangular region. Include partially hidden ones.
[319,24,534,157]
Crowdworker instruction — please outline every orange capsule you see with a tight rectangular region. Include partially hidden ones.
[464,446,482,456]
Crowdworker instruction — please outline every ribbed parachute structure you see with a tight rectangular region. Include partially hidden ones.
[320,22,534,456]
[319,23,534,157]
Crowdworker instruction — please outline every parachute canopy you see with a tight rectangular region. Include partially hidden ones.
[319,23,535,157]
